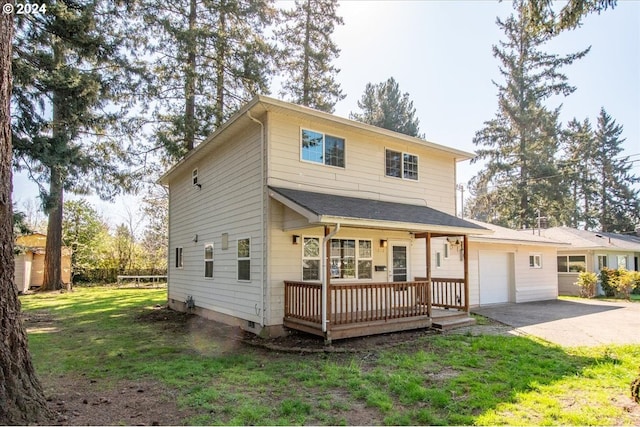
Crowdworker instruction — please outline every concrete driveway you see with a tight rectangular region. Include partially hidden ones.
[472,298,640,347]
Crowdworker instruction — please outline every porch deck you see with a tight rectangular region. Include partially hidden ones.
[284,278,471,341]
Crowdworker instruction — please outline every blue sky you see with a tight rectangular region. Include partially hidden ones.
[12,0,640,225]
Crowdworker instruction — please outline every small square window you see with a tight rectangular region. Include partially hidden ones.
[529,254,542,269]
[385,149,418,180]
[301,129,345,167]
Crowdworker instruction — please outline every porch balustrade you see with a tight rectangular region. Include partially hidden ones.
[284,278,466,330]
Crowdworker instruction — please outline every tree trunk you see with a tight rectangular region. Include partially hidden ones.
[42,40,65,291]
[0,3,53,422]
[301,0,312,106]
[184,0,197,151]
[215,2,226,128]
[42,167,63,290]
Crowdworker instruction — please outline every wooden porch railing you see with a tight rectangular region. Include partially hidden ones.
[284,281,430,327]
[431,278,465,310]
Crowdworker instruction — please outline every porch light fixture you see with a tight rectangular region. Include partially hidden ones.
[447,236,462,251]
[292,235,301,245]
[193,234,198,243]
[379,239,387,248]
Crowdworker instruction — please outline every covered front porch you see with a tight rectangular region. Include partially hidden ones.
[269,186,490,342]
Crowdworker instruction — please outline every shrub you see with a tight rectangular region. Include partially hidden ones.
[613,269,640,300]
[632,373,640,404]
[574,271,598,298]
[599,267,619,297]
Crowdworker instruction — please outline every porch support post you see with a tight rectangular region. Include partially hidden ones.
[463,234,469,313]
[324,226,331,335]
[426,232,432,317]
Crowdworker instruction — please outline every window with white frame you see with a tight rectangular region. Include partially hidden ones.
[302,237,320,280]
[444,243,449,259]
[436,252,442,268]
[237,238,251,281]
[302,238,372,280]
[204,243,214,278]
[385,149,418,180]
[557,255,586,273]
[529,253,542,269]
[192,168,198,186]
[597,255,608,271]
[301,129,345,167]
[175,247,183,269]
[617,255,628,269]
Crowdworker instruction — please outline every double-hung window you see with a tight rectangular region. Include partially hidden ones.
[301,129,345,167]
[301,238,373,280]
[237,238,251,281]
[385,149,418,180]
[204,243,214,278]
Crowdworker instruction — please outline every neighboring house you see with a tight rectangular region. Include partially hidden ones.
[160,95,497,342]
[14,233,72,293]
[526,227,640,296]
[432,220,566,305]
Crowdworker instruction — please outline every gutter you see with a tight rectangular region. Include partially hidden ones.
[321,223,341,334]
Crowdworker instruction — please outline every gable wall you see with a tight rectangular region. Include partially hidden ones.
[266,112,458,215]
[167,124,264,324]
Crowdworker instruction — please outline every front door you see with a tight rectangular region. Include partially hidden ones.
[389,242,410,282]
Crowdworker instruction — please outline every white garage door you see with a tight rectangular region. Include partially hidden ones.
[478,251,512,305]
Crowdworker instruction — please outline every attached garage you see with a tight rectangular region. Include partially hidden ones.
[478,251,514,305]
[430,220,564,307]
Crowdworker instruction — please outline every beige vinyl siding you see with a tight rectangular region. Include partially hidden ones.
[266,112,457,215]
[14,253,28,292]
[168,125,264,323]
[266,199,422,325]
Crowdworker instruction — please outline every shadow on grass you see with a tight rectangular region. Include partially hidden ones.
[21,287,638,426]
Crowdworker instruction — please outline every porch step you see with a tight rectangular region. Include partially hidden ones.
[431,316,476,331]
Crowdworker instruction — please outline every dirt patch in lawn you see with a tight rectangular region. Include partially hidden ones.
[26,306,516,425]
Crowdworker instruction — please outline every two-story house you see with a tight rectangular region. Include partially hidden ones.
[160,95,493,342]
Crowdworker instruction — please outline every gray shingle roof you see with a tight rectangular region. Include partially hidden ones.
[269,187,487,232]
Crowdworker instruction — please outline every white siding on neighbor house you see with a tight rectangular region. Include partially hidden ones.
[557,250,639,296]
[266,112,458,215]
[14,253,30,293]
[168,125,264,323]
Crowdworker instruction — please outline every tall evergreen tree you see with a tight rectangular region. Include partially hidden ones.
[467,0,589,229]
[277,0,345,113]
[560,118,599,229]
[143,0,276,159]
[350,77,423,138]
[593,108,640,232]
[0,1,52,421]
[12,0,141,291]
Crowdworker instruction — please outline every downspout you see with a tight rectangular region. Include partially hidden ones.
[247,110,265,327]
[322,223,341,334]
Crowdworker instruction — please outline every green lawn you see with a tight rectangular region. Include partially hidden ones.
[21,287,640,425]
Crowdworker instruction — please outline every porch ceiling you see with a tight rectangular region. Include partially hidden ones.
[269,186,490,235]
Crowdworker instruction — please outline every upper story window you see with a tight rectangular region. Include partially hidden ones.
[301,129,345,168]
[385,149,418,180]
[192,168,198,186]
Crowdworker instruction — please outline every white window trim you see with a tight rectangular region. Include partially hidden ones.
[299,128,346,169]
[529,253,542,269]
[596,254,608,271]
[175,247,183,269]
[204,243,214,279]
[237,237,251,282]
[557,254,587,273]
[444,243,449,259]
[436,251,442,268]
[192,168,198,186]
[302,237,322,281]
[384,148,419,181]
[301,236,374,282]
